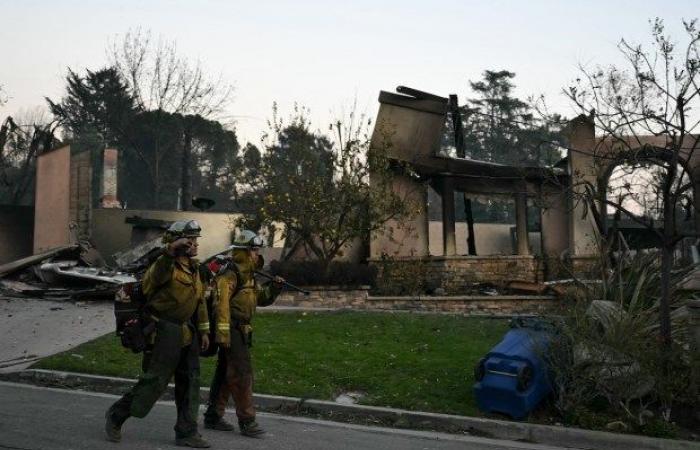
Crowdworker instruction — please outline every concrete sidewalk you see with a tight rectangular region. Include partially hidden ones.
[0,296,113,371]
[1,369,697,450]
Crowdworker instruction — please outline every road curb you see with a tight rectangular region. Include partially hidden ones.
[1,369,697,450]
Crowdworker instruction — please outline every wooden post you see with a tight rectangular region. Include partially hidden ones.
[464,194,477,255]
[515,193,530,255]
[442,177,456,256]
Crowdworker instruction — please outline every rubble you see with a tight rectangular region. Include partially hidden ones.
[539,278,603,297]
[470,282,500,296]
[0,242,138,302]
[506,281,548,295]
[113,237,163,272]
[679,265,700,291]
[0,245,80,278]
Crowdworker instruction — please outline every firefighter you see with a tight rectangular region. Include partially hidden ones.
[203,230,284,438]
[104,220,212,448]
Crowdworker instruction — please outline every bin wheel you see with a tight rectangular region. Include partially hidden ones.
[474,358,486,381]
[516,365,533,392]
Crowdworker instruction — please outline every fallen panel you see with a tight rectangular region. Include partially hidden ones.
[113,237,164,270]
[0,245,79,278]
[39,262,137,285]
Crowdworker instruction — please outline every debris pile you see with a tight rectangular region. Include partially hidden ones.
[112,237,164,273]
[0,242,145,301]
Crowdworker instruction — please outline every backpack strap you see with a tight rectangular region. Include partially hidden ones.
[220,260,243,297]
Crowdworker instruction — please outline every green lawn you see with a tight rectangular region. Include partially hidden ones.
[33,311,508,416]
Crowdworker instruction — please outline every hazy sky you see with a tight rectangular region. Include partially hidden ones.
[0,1,697,145]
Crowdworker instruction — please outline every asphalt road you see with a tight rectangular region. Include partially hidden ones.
[0,382,570,450]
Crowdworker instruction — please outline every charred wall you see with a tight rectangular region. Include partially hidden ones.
[0,205,34,265]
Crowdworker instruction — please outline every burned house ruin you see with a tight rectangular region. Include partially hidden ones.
[368,87,700,293]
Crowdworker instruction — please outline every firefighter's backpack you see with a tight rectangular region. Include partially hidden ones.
[114,281,152,353]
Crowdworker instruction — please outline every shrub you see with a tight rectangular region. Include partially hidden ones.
[269,260,376,287]
[545,251,698,436]
[371,253,429,296]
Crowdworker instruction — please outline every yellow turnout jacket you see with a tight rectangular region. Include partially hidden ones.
[214,249,280,345]
[142,253,210,346]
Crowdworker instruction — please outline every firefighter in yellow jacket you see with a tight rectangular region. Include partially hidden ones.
[105,220,211,448]
[203,230,283,437]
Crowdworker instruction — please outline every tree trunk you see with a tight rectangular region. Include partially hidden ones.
[659,168,675,348]
[320,257,332,284]
[659,243,673,346]
[181,128,193,211]
[0,118,11,152]
[153,162,160,209]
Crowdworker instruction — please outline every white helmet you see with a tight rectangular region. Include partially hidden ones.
[232,230,264,248]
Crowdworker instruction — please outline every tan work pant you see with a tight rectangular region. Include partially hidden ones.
[204,326,255,423]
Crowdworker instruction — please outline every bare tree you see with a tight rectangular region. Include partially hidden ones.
[0,84,7,107]
[109,28,234,208]
[564,18,700,346]
[1,108,59,205]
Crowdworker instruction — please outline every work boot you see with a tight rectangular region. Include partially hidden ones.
[175,434,211,448]
[239,419,265,438]
[204,417,235,431]
[104,408,123,443]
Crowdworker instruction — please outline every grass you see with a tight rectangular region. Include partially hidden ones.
[33,311,508,416]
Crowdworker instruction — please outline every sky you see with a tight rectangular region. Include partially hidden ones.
[0,0,697,146]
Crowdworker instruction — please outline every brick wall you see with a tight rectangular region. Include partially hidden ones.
[274,286,559,316]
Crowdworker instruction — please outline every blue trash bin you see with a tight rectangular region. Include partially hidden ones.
[473,318,554,420]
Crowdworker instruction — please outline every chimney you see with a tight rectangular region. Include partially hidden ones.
[101,148,121,208]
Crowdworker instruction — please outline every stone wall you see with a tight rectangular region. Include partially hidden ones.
[69,150,92,241]
[274,286,559,316]
[276,286,371,309]
[372,255,544,295]
[365,295,558,316]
